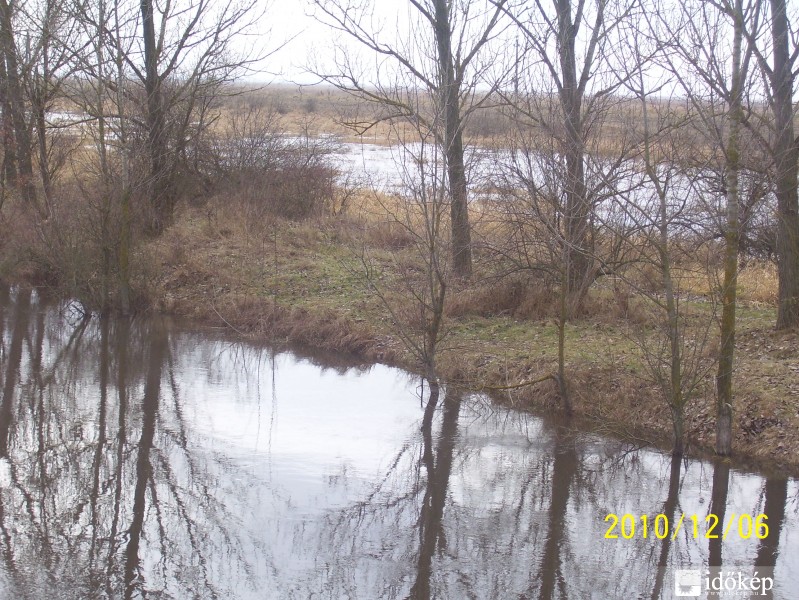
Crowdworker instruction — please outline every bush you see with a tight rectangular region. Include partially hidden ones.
[0,179,146,311]
[255,163,337,220]
[210,106,340,220]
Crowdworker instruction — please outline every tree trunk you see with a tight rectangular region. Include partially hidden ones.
[556,0,591,313]
[432,0,472,278]
[446,121,472,278]
[664,222,683,457]
[770,0,799,329]
[112,3,132,313]
[140,0,172,233]
[34,105,52,208]
[32,6,53,211]
[0,54,17,187]
[641,75,685,456]
[118,189,132,313]
[716,0,743,457]
[660,151,683,456]
[0,0,38,209]
[557,262,572,415]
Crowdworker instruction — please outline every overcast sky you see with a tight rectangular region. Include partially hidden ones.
[245,1,415,86]
[249,2,324,84]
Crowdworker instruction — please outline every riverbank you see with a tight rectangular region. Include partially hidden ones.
[99,198,796,474]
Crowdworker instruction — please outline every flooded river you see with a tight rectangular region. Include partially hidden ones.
[0,287,795,599]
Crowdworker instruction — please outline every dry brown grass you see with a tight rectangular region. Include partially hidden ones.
[737,262,779,305]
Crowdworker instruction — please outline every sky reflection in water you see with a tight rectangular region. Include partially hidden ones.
[0,287,795,599]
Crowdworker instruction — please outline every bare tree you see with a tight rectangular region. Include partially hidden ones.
[769,0,799,329]
[22,0,82,209]
[356,125,451,391]
[67,0,139,311]
[0,0,38,210]
[746,0,799,329]
[482,0,640,410]
[716,0,746,456]
[40,0,266,309]
[107,0,264,233]
[657,0,756,456]
[614,22,718,456]
[498,0,639,312]
[311,0,511,278]
[0,33,16,190]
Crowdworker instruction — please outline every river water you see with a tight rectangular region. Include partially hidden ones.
[0,287,795,599]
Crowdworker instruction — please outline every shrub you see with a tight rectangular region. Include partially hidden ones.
[210,106,340,220]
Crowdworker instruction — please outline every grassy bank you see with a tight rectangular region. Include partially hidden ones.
[85,195,797,474]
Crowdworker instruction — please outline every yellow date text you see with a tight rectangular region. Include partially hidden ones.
[603,513,769,541]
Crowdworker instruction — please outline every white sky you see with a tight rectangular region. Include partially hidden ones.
[245,1,437,85]
[242,0,776,104]
[248,2,326,84]
[247,1,404,85]
[241,1,685,95]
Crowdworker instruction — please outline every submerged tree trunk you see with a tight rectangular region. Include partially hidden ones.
[715,0,743,457]
[432,0,472,278]
[770,0,799,329]
[754,477,787,570]
[0,290,30,458]
[649,454,682,600]
[536,427,579,600]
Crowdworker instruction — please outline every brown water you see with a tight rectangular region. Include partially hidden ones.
[0,287,795,599]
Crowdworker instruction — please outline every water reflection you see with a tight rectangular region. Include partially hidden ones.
[709,461,731,568]
[410,387,462,600]
[650,455,683,600]
[0,288,795,599]
[755,477,788,600]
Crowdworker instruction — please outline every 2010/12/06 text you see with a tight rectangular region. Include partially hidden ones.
[604,513,769,540]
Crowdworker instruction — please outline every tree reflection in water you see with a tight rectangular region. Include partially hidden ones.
[0,288,794,599]
[531,426,579,600]
[754,477,787,600]
[409,386,462,600]
[709,460,731,568]
[649,455,683,600]
[0,291,259,599]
